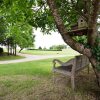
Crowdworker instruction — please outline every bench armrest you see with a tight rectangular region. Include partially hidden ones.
[52,59,63,68]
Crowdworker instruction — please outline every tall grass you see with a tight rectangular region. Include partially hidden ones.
[0,57,99,100]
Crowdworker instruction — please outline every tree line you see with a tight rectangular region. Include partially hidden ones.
[0,0,35,55]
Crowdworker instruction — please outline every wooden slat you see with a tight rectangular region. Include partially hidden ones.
[53,68,71,76]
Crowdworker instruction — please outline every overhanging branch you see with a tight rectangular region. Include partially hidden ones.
[47,0,92,57]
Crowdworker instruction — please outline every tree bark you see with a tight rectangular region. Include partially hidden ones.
[47,0,92,57]
[15,43,16,56]
[7,40,10,56]
[89,57,100,86]
[10,45,12,55]
[87,0,100,46]
[13,44,15,55]
[19,48,23,53]
[47,0,100,86]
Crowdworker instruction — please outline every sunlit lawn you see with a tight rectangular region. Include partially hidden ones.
[0,56,99,100]
[21,48,80,55]
[0,57,70,76]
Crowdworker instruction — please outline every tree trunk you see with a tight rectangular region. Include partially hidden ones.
[10,45,12,55]
[89,57,100,86]
[87,0,100,46]
[13,45,15,55]
[47,0,100,86]
[14,43,16,56]
[19,48,23,53]
[47,0,92,57]
[7,41,10,55]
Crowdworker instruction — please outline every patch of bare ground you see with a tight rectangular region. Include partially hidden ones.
[0,69,100,100]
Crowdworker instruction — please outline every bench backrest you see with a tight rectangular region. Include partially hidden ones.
[75,55,89,71]
[57,55,89,74]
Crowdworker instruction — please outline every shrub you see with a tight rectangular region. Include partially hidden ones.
[49,45,67,51]
[38,46,42,50]
[0,47,3,54]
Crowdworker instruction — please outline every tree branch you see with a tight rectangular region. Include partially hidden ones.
[32,0,46,12]
[87,0,100,46]
[91,0,100,25]
[47,0,92,57]
[71,0,88,21]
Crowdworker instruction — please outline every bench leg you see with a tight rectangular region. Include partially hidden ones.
[53,71,55,84]
[88,66,89,74]
[87,64,90,74]
[71,76,75,90]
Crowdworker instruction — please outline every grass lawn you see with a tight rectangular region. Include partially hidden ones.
[21,48,80,56]
[0,53,25,61]
[0,57,100,100]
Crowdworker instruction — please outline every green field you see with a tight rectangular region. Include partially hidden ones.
[0,57,71,100]
[0,57,71,76]
[0,56,99,100]
[21,48,80,55]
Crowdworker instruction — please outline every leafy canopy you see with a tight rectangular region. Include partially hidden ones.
[0,0,35,49]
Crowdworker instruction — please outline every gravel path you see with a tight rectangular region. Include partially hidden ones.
[0,53,67,64]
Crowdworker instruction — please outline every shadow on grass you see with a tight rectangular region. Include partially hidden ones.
[0,52,25,61]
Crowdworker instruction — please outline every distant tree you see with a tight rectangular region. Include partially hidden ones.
[0,0,35,54]
[17,25,35,53]
[43,47,47,50]
[38,46,42,50]
[50,45,67,50]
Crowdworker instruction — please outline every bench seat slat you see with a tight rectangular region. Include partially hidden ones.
[53,68,71,76]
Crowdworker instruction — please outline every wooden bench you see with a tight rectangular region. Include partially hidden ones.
[52,55,90,90]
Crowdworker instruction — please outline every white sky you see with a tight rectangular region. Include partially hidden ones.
[98,18,100,31]
[34,28,66,49]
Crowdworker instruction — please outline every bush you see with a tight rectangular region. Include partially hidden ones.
[38,46,42,50]
[0,47,3,53]
[49,45,67,51]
